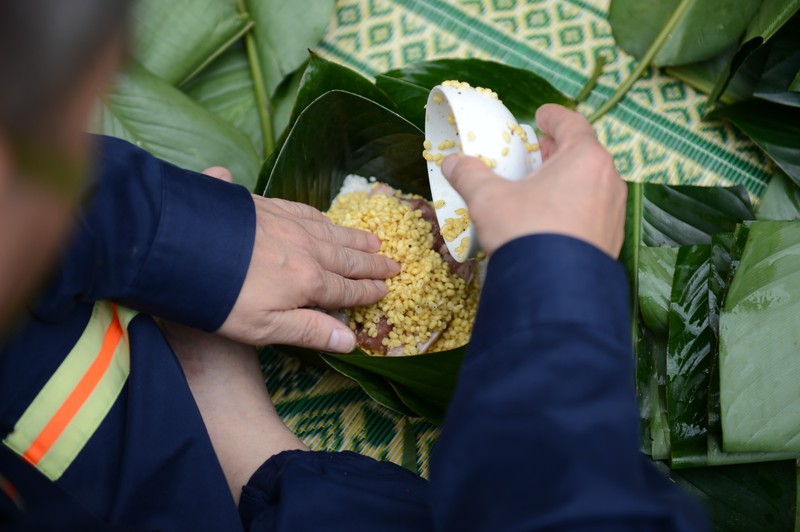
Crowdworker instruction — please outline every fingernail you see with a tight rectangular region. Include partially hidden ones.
[369,234,382,251]
[329,328,355,353]
[374,279,388,291]
[442,154,460,179]
[388,259,401,274]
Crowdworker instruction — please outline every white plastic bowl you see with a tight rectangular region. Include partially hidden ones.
[425,83,543,261]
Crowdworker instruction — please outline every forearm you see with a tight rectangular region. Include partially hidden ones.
[39,136,255,330]
[430,235,707,531]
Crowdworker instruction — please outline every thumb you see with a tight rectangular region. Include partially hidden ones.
[441,154,500,205]
[202,166,234,183]
[267,309,357,353]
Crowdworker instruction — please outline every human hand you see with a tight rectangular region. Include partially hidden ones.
[216,174,400,353]
[441,104,627,258]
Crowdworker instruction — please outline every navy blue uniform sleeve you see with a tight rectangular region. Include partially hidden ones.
[45,135,255,331]
[430,235,709,531]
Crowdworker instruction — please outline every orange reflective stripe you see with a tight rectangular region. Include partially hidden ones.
[21,305,123,466]
[4,301,137,481]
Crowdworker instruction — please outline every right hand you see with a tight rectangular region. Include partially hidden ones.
[441,104,627,258]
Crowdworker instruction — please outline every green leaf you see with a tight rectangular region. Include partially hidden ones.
[91,62,261,190]
[623,183,752,455]
[666,245,712,466]
[707,232,735,438]
[698,229,796,466]
[666,43,769,105]
[376,58,573,130]
[608,0,761,67]
[374,76,430,131]
[707,1,800,107]
[183,43,262,155]
[254,55,398,194]
[401,418,419,474]
[328,349,466,418]
[757,171,800,221]
[132,0,251,86]
[791,69,800,92]
[636,246,677,456]
[390,381,446,424]
[652,460,798,531]
[711,99,800,186]
[638,184,755,247]
[645,331,671,460]
[271,65,307,141]
[263,90,426,203]
[720,221,800,452]
[321,355,416,417]
[246,0,336,98]
[638,247,679,336]
[291,53,395,131]
[753,17,800,107]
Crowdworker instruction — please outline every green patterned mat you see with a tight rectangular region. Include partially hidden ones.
[263,0,776,478]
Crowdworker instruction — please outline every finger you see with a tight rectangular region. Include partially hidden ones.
[202,166,234,183]
[302,220,382,253]
[314,272,388,309]
[535,104,595,148]
[537,132,557,162]
[315,240,400,280]
[266,309,357,353]
[441,154,502,205]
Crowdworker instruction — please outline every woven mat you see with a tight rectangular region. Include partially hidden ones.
[263,0,774,478]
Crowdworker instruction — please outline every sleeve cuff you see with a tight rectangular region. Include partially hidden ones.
[127,162,255,331]
[470,234,631,355]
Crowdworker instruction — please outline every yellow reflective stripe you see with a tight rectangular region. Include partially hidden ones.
[2,301,137,481]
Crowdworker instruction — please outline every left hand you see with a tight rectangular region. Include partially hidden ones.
[209,168,400,353]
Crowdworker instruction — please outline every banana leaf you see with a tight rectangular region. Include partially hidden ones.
[132,0,250,86]
[183,44,263,155]
[322,356,416,417]
[255,54,397,195]
[608,0,761,67]
[622,182,753,337]
[183,43,310,152]
[641,328,670,459]
[791,70,800,92]
[246,0,336,98]
[623,182,754,449]
[707,1,800,106]
[666,45,766,106]
[639,247,679,336]
[666,245,712,466]
[289,54,395,132]
[637,247,677,456]
[652,460,798,531]
[752,17,800,108]
[707,232,735,439]
[757,171,800,221]
[91,62,261,190]
[375,58,574,130]
[701,230,799,466]
[711,100,800,193]
[720,221,800,453]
